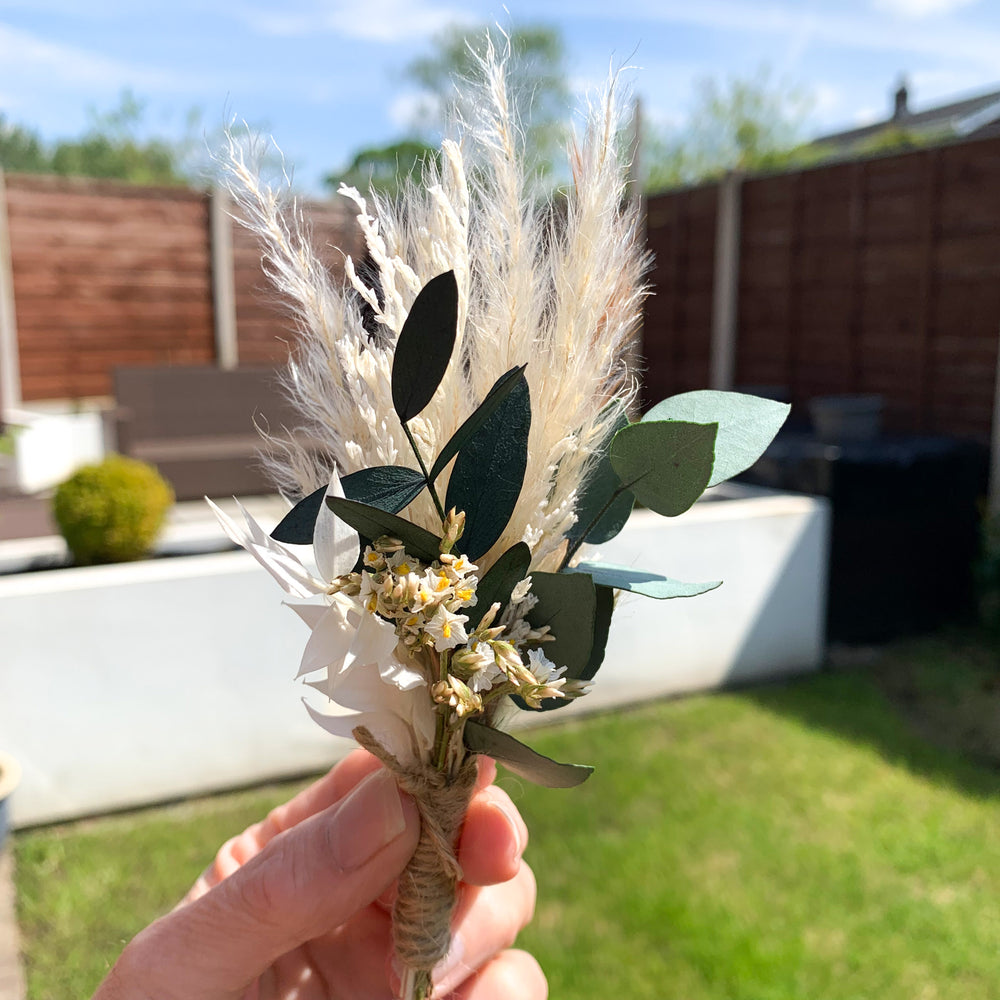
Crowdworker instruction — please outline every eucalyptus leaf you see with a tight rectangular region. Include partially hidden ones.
[445,372,530,560]
[270,466,427,544]
[325,497,441,563]
[609,420,717,517]
[532,583,615,712]
[525,571,596,678]
[463,720,593,787]
[567,562,722,599]
[270,485,326,544]
[391,271,459,422]
[428,365,527,484]
[468,541,531,628]
[567,401,635,547]
[342,466,427,513]
[643,390,790,487]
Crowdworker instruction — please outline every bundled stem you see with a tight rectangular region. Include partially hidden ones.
[353,726,478,1000]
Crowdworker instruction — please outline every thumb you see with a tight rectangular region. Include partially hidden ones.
[102,768,420,1000]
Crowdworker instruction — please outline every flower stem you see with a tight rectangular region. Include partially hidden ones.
[401,965,432,1000]
[402,422,447,521]
[560,475,644,569]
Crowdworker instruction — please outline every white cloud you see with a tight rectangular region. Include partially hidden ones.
[852,104,882,125]
[245,0,474,43]
[873,0,978,17]
[387,90,439,130]
[0,21,172,90]
[908,66,995,98]
[572,0,1000,70]
[812,82,843,118]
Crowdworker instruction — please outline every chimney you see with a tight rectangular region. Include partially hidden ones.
[893,78,910,121]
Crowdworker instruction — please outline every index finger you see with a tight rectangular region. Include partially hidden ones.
[185,749,499,901]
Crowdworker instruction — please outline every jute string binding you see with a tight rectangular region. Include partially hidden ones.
[353,725,478,978]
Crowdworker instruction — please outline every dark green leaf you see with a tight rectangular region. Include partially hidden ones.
[532,583,615,712]
[609,420,717,517]
[587,583,615,680]
[445,372,530,561]
[525,571,596,678]
[643,390,790,487]
[391,271,459,422]
[342,466,427,513]
[468,542,531,629]
[567,401,634,547]
[463,720,593,787]
[270,467,427,544]
[567,561,722,599]
[325,497,441,563]
[271,485,326,544]
[428,365,527,484]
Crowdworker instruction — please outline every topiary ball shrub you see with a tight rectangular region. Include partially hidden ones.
[52,455,174,566]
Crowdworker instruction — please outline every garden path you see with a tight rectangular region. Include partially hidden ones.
[0,850,24,1000]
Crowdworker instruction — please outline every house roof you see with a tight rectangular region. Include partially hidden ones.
[813,81,1000,151]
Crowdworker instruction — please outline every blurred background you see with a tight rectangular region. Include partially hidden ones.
[1,2,1000,999]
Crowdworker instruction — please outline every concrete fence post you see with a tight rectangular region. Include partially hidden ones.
[210,186,239,370]
[991,322,1000,516]
[0,169,22,419]
[710,170,742,391]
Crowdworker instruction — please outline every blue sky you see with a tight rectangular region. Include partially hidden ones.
[2,0,1000,192]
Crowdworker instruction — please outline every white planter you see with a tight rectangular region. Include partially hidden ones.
[4,403,107,493]
[0,486,828,828]
[576,487,829,712]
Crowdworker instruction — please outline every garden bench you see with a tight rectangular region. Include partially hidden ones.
[113,365,323,500]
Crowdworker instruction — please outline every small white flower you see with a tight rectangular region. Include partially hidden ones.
[424,604,469,651]
[453,639,506,693]
[526,648,566,685]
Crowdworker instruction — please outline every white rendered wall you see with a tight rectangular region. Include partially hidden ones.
[581,494,828,712]
[1,489,828,827]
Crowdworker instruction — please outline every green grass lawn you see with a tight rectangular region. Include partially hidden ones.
[15,630,1000,999]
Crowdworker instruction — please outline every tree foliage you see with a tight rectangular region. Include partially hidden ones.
[0,90,209,186]
[324,22,570,195]
[323,139,439,199]
[646,68,818,190]
[0,116,49,173]
[408,23,569,175]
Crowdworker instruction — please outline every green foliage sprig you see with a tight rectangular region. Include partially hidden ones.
[271,271,790,784]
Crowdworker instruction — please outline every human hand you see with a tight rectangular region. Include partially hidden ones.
[92,750,543,1000]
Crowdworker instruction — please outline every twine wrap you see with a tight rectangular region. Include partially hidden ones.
[353,726,478,978]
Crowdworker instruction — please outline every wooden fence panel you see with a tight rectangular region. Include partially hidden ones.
[232,199,364,366]
[643,136,1000,441]
[642,186,716,406]
[5,175,214,401]
[4,141,1000,445]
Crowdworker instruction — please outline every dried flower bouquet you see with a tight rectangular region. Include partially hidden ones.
[212,46,789,1000]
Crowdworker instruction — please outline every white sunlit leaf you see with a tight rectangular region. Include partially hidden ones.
[313,466,361,583]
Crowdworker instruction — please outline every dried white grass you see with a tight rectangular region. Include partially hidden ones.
[220,43,649,572]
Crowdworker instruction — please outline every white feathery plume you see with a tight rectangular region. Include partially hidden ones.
[219,41,649,572]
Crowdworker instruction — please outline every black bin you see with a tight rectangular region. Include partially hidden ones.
[742,432,989,644]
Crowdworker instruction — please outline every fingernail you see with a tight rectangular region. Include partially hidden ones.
[432,931,466,993]
[492,798,524,859]
[330,769,408,870]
